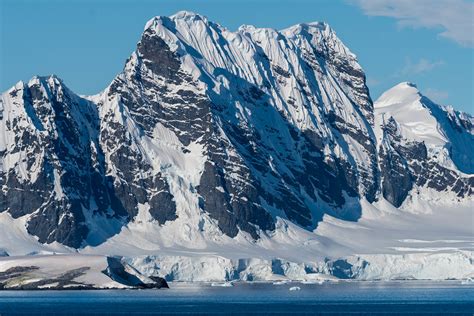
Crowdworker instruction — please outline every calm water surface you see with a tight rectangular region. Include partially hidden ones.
[0,281,473,315]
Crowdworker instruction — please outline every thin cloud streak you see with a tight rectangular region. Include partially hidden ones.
[349,0,474,47]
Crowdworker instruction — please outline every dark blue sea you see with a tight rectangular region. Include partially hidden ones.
[0,281,473,315]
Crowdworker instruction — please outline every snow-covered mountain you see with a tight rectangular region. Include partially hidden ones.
[0,11,472,284]
[375,82,473,207]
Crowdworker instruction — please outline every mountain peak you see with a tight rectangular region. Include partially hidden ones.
[374,81,474,168]
[100,11,380,242]
[144,11,210,31]
[388,81,419,92]
[170,10,207,20]
[375,82,422,109]
[282,21,330,34]
[143,11,337,43]
[3,75,65,95]
[28,74,62,86]
[398,81,417,88]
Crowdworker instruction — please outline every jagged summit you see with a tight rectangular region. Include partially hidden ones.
[144,11,208,30]
[4,75,61,94]
[143,11,356,63]
[138,11,372,121]
[30,74,62,82]
[146,10,332,34]
[171,10,204,19]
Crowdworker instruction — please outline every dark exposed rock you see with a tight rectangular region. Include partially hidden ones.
[326,258,369,279]
[102,257,168,289]
[272,65,291,78]
[378,112,472,207]
[0,260,169,290]
[379,146,413,207]
[149,276,170,288]
[103,257,145,287]
[138,29,181,80]
[0,266,39,283]
[0,266,95,290]
[149,191,177,224]
[327,259,354,279]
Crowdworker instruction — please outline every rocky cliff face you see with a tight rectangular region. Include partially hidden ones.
[0,12,472,249]
[0,77,127,247]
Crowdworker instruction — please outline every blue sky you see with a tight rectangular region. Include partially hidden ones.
[1,0,472,113]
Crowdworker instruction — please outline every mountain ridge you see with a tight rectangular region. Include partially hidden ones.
[0,12,472,252]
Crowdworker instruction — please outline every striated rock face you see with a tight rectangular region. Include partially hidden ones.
[95,11,378,239]
[0,77,128,248]
[0,12,472,249]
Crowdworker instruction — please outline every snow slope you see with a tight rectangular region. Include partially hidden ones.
[0,195,472,282]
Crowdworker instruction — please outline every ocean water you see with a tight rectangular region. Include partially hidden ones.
[0,281,473,315]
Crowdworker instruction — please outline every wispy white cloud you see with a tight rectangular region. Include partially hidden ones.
[424,88,449,103]
[398,58,444,76]
[349,0,474,47]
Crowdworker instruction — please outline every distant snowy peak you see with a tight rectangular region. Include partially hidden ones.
[375,82,447,146]
[375,82,474,173]
[376,82,419,105]
[375,82,473,138]
[374,82,473,207]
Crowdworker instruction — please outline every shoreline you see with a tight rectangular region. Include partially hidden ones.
[1,253,473,290]
[0,279,472,291]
